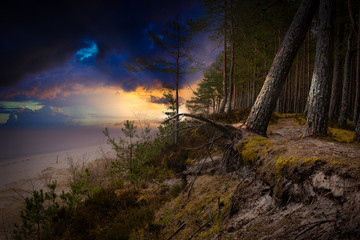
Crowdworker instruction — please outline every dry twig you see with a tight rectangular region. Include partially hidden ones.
[166,222,186,240]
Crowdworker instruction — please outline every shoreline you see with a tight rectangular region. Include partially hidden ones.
[0,143,114,239]
[0,143,112,191]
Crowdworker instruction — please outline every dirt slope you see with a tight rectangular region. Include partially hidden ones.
[226,118,360,239]
[144,118,360,240]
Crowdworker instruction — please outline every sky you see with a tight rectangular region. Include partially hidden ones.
[0,0,219,129]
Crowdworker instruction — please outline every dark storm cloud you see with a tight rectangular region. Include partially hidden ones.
[0,0,203,87]
[3,105,71,128]
[150,95,168,104]
[0,105,20,113]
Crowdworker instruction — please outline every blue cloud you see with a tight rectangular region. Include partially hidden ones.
[0,101,43,113]
[76,39,99,64]
[3,105,71,128]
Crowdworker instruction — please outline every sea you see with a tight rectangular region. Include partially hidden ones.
[0,126,121,161]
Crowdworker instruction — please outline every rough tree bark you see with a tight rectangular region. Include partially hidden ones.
[305,0,334,137]
[339,31,353,127]
[354,116,360,142]
[218,0,228,113]
[245,0,319,135]
[353,3,360,142]
[353,4,360,124]
[329,3,344,121]
[174,26,180,145]
[226,0,235,113]
[303,31,312,115]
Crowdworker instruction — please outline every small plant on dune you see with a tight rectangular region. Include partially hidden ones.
[60,167,100,210]
[14,181,59,240]
[104,120,159,185]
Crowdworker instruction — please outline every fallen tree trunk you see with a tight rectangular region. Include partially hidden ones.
[163,113,243,173]
[163,113,242,138]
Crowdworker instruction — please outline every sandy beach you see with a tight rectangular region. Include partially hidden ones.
[0,143,113,238]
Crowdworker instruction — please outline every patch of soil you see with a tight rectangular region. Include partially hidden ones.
[268,119,360,174]
[223,118,360,239]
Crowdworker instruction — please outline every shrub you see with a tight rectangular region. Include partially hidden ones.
[60,167,101,210]
[104,120,159,185]
[14,181,59,240]
[208,108,250,124]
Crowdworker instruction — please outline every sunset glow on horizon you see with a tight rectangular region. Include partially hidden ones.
[0,78,201,127]
[0,0,216,148]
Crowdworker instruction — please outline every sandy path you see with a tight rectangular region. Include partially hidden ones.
[268,118,360,167]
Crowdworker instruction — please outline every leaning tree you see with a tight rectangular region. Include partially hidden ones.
[305,0,334,136]
[245,0,319,136]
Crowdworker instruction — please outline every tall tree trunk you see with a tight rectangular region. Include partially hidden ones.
[284,76,288,113]
[354,114,360,141]
[253,64,257,105]
[247,76,251,108]
[245,0,319,135]
[218,1,228,113]
[303,30,312,114]
[339,31,353,127]
[242,82,245,108]
[287,71,291,112]
[329,4,344,121]
[226,0,235,113]
[212,98,216,113]
[355,19,360,142]
[355,3,360,142]
[301,45,306,112]
[353,5,360,124]
[289,67,293,112]
[175,29,180,144]
[233,80,237,108]
[305,0,334,136]
[294,58,299,113]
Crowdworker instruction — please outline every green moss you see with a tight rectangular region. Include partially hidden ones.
[158,210,173,225]
[170,183,185,198]
[275,156,298,171]
[293,117,306,125]
[155,168,174,182]
[238,137,273,164]
[270,112,306,125]
[305,157,319,164]
[198,224,220,239]
[185,158,196,164]
[208,108,250,124]
[152,175,237,239]
[270,112,282,123]
[347,120,354,127]
[328,127,354,143]
[329,160,347,166]
[242,147,258,164]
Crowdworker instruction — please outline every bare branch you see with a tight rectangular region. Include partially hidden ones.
[163,113,241,138]
[166,222,186,240]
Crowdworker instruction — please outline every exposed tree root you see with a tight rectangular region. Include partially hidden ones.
[163,113,243,173]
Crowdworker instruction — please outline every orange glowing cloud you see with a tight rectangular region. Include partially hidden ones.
[61,84,168,126]
[2,75,202,127]
[66,78,201,126]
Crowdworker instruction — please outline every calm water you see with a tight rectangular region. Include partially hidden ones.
[0,125,159,161]
[0,127,117,161]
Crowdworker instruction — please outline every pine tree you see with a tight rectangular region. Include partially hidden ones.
[339,31,353,127]
[131,16,198,144]
[305,0,334,136]
[245,0,319,135]
[186,60,223,114]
